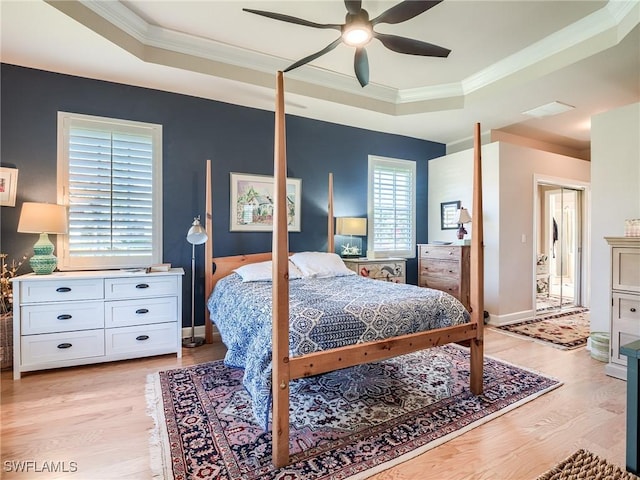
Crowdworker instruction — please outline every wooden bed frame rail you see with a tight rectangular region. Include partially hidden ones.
[203,71,484,468]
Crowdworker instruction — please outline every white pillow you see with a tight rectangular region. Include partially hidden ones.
[233,260,303,282]
[289,252,356,279]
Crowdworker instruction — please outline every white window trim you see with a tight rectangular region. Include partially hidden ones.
[56,112,163,270]
[367,155,417,259]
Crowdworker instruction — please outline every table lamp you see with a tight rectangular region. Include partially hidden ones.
[17,202,68,275]
[454,207,472,241]
[336,217,367,257]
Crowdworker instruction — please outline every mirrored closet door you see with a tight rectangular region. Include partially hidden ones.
[536,184,582,313]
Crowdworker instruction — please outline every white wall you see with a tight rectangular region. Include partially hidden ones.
[590,102,640,334]
[429,141,590,323]
[428,143,500,314]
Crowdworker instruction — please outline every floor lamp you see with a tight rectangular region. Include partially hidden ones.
[183,216,208,348]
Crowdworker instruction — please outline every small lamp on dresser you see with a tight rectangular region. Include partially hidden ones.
[453,207,472,242]
[17,202,68,275]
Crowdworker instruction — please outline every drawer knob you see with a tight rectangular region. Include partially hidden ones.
[57,314,72,320]
[56,287,72,293]
[135,283,150,289]
[136,335,150,341]
[135,308,149,315]
[57,343,72,349]
[631,307,637,313]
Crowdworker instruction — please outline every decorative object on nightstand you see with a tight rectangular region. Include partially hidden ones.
[336,217,366,257]
[184,216,208,348]
[453,207,472,242]
[17,202,67,275]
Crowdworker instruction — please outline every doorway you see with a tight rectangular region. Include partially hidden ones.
[535,183,583,313]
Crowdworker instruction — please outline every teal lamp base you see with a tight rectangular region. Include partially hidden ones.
[29,233,58,275]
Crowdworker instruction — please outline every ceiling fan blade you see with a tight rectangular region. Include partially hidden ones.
[354,48,369,87]
[374,32,450,57]
[344,0,362,15]
[243,9,341,30]
[284,38,342,73]
[371,1,442,25]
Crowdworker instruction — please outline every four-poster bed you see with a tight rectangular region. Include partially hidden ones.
[203,71,485,468]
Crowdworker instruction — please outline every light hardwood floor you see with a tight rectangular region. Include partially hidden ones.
[1,327,629,479]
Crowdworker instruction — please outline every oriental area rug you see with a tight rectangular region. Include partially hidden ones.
[147,344,561,480]
[496,308,590,350]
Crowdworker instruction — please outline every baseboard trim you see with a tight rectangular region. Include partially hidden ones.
[181,325,221,342]
[486,310,536,327]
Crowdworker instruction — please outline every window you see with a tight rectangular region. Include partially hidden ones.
[367,155,416,258]
[57,112,163,270]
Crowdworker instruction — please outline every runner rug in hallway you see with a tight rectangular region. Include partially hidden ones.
[495,308,590,350]
[147,344,561,480]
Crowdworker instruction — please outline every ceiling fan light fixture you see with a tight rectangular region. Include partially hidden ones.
[342,23,372,46]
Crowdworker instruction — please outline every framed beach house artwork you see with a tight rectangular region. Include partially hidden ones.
[230,172,301,232]
[0,167,18,207]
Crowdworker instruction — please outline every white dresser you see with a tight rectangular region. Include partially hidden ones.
[11,268,184,379]
[605,237,640,380]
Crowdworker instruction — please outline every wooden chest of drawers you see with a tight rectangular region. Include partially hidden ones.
[11,269,183,379]
[418,244,470,310]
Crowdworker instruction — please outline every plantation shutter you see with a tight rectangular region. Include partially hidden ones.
[57,113,163,270]
[368,156,416,258]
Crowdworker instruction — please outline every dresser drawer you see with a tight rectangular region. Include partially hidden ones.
[105,297,178,328]
[19,278,104,304]
[104,276,178,299]
[105,322,177,356]
[420,275,460,299]
[614,293,640,323]
[21,330,105,366]
[420,260,460,278]
[419,244,461,260]
[21,302,104,335]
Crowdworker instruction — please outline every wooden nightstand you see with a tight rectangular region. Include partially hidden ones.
[10,268,184,379]
[342,258,406,283]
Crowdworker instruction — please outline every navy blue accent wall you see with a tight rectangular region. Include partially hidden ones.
[0,64,445,327]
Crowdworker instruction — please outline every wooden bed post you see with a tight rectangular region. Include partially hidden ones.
[204,159,214,344]
[272,71,290,468]
[328,173,334,253]
[470,123,484,395]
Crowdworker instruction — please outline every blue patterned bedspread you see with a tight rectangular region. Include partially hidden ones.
[207,273,470,429]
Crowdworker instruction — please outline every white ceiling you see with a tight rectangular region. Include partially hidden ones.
[1,0,639,154]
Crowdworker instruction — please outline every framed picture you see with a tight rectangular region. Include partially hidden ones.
[230,172,302,232]
[441,200,460,230]
[0,167,18,207]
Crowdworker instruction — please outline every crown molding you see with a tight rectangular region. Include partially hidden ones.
[64,0,639,116]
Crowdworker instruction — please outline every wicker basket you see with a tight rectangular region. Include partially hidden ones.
[0,313,13,370]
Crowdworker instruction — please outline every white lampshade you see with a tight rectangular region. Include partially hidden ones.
[453,208,472,225]
[186,216,208,245]
[17,202,68,234]
[336,217,367,236]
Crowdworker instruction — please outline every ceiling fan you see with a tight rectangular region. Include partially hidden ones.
[243,0,451,87]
